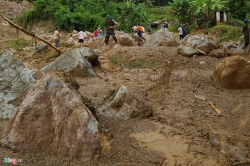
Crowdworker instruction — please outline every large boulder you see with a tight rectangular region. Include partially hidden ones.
[1,74,100,161]
[79,47,99,65]
[115,31,136,46]
[144,28,179,47]
[0,51,35,119]
[213,55,250,89]
[238,35,244,48]
[97,85,153,119]
[181,34,220,54]
[41,48,96,77]
[177,44,198,57]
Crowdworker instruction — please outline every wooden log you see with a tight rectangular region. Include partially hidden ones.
[209,102,221,115]
[194,94,206,101]
[0,14,60,53]
[186,43,207,55]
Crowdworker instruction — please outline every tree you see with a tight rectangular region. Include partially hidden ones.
[118,0,149,31]
[169,0,226,28]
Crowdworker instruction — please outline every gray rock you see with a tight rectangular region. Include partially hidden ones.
[79,47,98,64]
[182,34,220,54]
[97,85,153,119]
[222,42,237,49]
[1,74,100,161]
[41,48,96,77]
[177,44,198,57]
[36,43,48,52]
[0,51,35,119]
[144,28,179,47]
[116,31,136,46]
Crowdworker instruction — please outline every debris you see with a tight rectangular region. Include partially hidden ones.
[209,102,221,115]
[194,94,206,101]
[233,160,250,166]
[160,157,166,166]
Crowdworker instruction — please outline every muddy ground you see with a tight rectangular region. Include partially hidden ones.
[1,1,250,166]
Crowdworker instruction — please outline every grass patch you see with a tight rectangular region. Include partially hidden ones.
[9,38,29,51]
[110,55,126,67]
[208,24,242,42]
[110,55,162,69]
[130,58,162,69]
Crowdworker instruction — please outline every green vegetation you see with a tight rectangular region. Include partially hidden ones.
[110,55,162,69]
[130,58,162,69]
[22,0,149,32]
[168,0,227,28]
[208,24,242,42]
[118,1,149,31]
[19,0,249,41]
[110,55,125,67]
[10,38,29,51]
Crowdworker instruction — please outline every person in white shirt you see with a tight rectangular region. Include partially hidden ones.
[78,30,86,44]
[178,24,183,40]
[68,34,74,42]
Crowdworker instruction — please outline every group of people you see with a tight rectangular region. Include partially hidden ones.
[53,17,250,50]
[178,23,190,40]
[93,28,104,37]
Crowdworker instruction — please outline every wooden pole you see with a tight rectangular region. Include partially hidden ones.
[0,14,60,54]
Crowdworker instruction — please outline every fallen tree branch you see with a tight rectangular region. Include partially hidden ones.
[160,157,166,166]
[194,94,206,101]
[209,102,221,115]
[0,14,60,53]
[194,47,207,55]
[130,144,138,150]
[233,160,250,166]
[186,43,207,55]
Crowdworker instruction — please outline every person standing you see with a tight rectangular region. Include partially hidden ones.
[182,24,187,38]
[104,16,118,46]
[243,19,249,49]
[178,24,183,40]
[54,27,60,47]
[147,23,152,35]
[136,23,146,46]
[68,34,74,42]
[93,28,100,37]
[78,30,86,44]
[185,23,190,35]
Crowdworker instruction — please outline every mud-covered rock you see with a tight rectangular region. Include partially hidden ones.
[144,28,178,47]
[97,85,153,119]
[1,74,100,161]
[177,44,198,57]
[213,55,250,89]
[116,31,136,46]
[0,51,35,119]
[79,47,99,65]
[182,34,220,54]
[40,48,96,77]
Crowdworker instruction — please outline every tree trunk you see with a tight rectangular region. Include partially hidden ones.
[0,14,60,54]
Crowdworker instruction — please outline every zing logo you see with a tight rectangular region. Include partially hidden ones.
[4,158,23,164]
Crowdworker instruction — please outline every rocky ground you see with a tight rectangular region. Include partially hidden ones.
[1,1,250,166]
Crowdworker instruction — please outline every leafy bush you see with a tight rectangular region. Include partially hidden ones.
[110,55,125,67]
[208,24,242,42]
[110,55,162,69]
